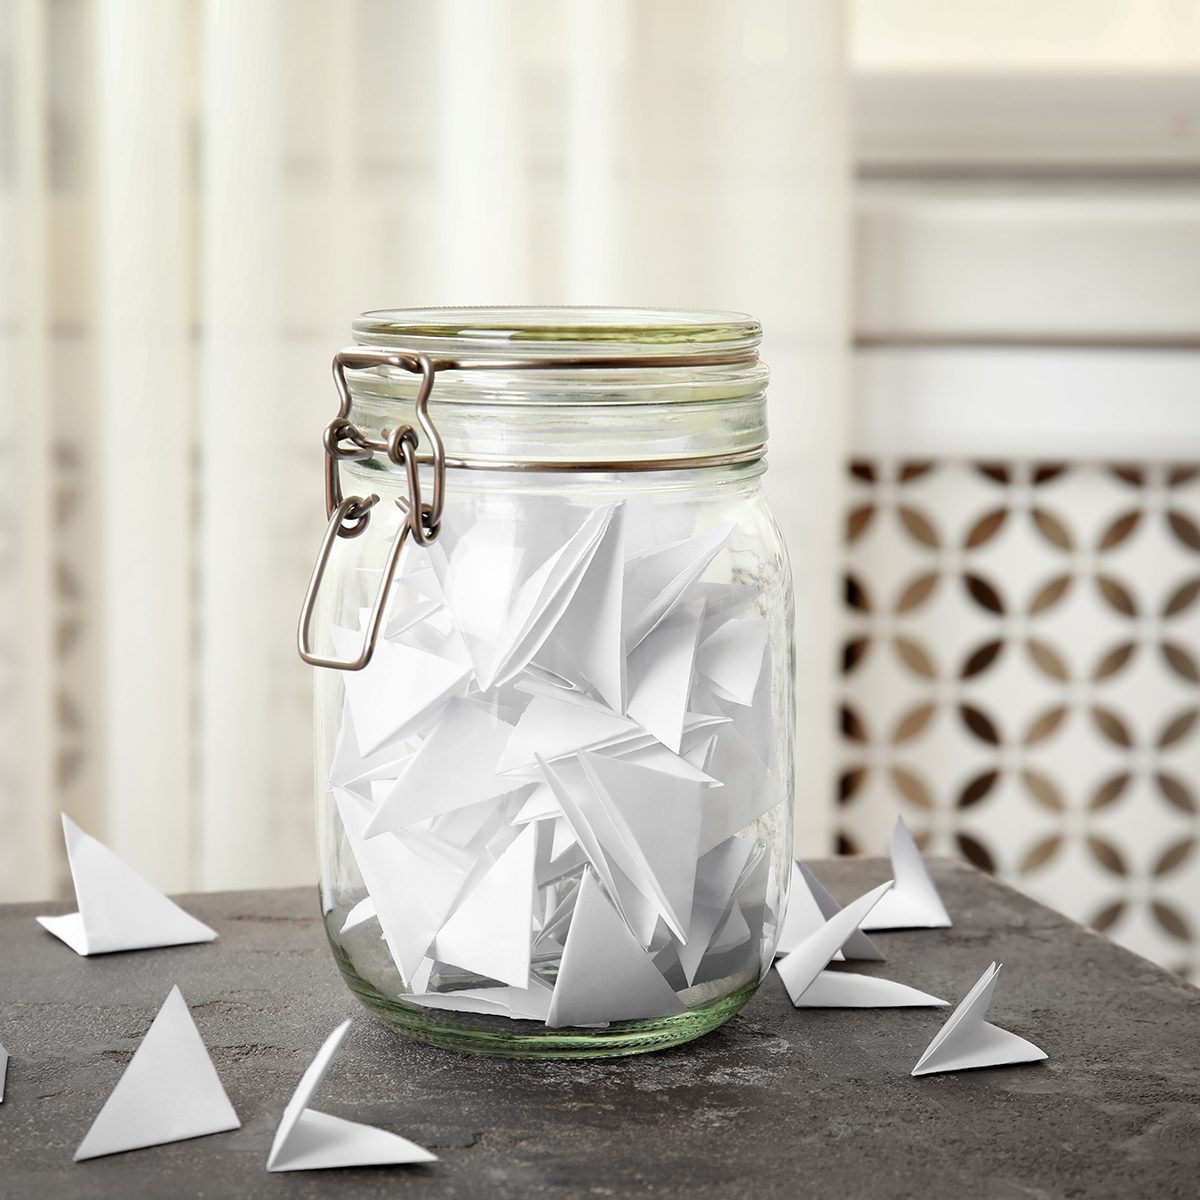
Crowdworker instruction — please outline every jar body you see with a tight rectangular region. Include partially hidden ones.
[307,308,794,1058]
[314,461,793,1057]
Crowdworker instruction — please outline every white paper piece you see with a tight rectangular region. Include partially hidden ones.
[267,1020,436,1171]
[537,504,626,709]
[334,790,466,984]
[497,692,643,775]
[512,784,562,824]
[678,837,757,984]
[695,617,768,707]
[775,881,946,1008]
[623,524,733,650]
[698,725,786,855]
[626,601,703,753]
[433,823,537,987]
[434,506,614,690]
[364,699,518,836]
[37,815,216,956]
[75,986,239,1161]
[775,861,884,961]
[912,963,1046,1076]
[546,870,686,1028]
[860,817,953,930]
[406,979,553,1022]
[333,629,470,756]
[0,1040,7,1102]
[579,751,703,941]
[340,897,376,934]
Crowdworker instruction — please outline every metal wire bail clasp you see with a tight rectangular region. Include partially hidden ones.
[297,349,446,671]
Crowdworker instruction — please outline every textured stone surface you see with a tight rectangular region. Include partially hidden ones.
[1,859,1198,1199]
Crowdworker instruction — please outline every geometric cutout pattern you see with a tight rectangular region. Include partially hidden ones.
[841,459,1200,982]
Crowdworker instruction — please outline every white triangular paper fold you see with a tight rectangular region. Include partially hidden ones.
[860,817,952,930]
[623,525,732,650]
[433,823,537,987]
[332,629,470,756]
[497,692,642,774]
[406,980,553,1023]
[775,881,946,1008]
[37,815,216,956]
[625,601,703,753]
[776,861,884,961]
[74,986,239,1161]
[267,1020,436,1171]
[695,617,768,707]
[363,699,517,836]
[912,963,1046,1076]
[678,837,757,985]
[0,1040,7,1102]
[546,870,685,1028]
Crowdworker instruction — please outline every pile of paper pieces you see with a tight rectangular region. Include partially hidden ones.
[326,497,788,1026]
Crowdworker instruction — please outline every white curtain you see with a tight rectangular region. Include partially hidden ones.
[0,0,849,901]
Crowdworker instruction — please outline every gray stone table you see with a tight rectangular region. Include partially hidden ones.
[2,859,1198,1199]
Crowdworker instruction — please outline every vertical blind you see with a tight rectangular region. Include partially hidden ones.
[0,0,848,901]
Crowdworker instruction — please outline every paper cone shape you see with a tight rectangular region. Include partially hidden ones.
[776,861,884,961]
[74,986,239,1161]
[268,1020,436,1171]
[860,817,952,930]
[912,963,1047,1076]
[775,881,946,1008]
[546,870,685,1028]
[37,815,216,956]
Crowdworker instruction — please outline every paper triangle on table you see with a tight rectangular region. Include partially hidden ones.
[912,963,1046,1076]
[267,1020,435,1171]
[776,861,885,961]
[623,524,733,651]
[36,815,216,956]
[860,817,952,930]
[334,790,467,985]
[363,699,518,836]
[775,881,946,1008]
[433,823,537,987]
[74,986,239,1161]
[546,870,686,1028]
[332,628,470,756]
[625,601,703,753]
[695,617,769,707]
[536,503,626,710]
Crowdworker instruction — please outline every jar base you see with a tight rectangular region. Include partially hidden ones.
[333,948,760,1059]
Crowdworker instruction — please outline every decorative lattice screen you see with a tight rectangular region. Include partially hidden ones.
[838,459,1200,981]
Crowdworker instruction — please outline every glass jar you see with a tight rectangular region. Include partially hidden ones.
[299,307,795,1058]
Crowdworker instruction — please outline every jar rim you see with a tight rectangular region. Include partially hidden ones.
[352,306,761,360]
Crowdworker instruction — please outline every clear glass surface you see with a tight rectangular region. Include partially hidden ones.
[309,309,795,1058]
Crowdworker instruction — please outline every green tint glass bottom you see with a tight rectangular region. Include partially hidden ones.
[332,943,760,1059]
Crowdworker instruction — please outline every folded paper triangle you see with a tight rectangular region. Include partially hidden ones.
[434,823,537,987]
[546,869,686,1028]
[0,1039,7,1102]
[363,699,518,836]
[912,963,1046,1076]
[775,881,946,1008]
[776,861,884,961]
[497,691,642,774]
[37,815,216,956]
[74,986,239,1161]
[860,817,952,930]
[267,1020,435,1171]
[677,836,758,985]
[625,601,704,753]
[695,617,768,707]
[405,979,553,1022]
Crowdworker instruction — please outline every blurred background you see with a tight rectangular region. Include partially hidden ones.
[3,2,1199,983]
